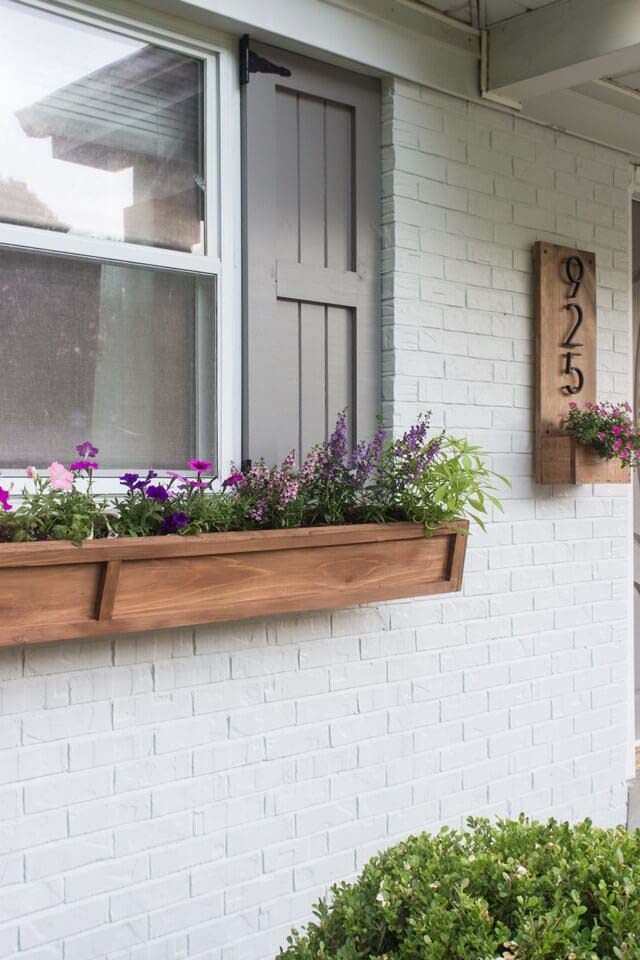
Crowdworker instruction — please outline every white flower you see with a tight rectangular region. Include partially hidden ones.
[516,864,528,877]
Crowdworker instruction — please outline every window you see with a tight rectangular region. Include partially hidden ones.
[0,0,239,476]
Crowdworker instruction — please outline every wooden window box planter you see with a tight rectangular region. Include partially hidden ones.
[538,434,630,485]
[0,521,468,647]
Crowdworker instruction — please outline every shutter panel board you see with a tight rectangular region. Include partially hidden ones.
[243,43,380,465]
[300,303,327,457]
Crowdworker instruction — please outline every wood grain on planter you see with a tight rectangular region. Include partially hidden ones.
[538,435,630,485]
[0,521,468,647]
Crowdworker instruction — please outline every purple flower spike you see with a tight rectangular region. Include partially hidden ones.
[0,487,12,512]
[70,460,99,472]
[76,441,99,459]
[222,472,244,489]
[146,484,170,502]
[187,459,213,473]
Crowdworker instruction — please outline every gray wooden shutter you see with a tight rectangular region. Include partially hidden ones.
[242,42,380,465]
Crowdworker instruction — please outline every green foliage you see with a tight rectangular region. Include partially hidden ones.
[279,817,640,960]
[396,435,508,533]
[0,414,509,544]
[1,482,110,546]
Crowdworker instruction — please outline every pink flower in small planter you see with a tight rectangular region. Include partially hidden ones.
[0,486,12,511]
[48,462,73,492]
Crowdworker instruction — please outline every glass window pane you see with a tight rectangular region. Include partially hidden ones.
[0,0,205,253]
[0,249,215,471]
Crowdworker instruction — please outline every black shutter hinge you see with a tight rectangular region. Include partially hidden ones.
[240,34,291,86]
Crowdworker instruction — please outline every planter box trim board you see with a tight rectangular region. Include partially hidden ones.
[538,435,630,485]
[0,521,468,647]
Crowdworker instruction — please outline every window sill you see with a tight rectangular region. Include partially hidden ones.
[0,522,468,647]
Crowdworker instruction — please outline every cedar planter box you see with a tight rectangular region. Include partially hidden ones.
[538,434,631,485]
[0,521,468,647]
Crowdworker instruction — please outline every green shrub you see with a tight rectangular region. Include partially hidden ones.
[279,817,640,960]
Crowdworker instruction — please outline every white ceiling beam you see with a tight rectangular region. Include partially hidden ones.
[487,0,640,103]
[522,86,640,159]
[85,0,481,99]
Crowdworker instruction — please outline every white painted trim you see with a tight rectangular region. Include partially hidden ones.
[521,88,640,161]
[627,183,638,782]
[108,0,481,99]
[0,225,221,276]
[487,0,640,102]
[216,44,243,479]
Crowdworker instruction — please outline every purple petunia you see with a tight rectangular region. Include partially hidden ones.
[187,459,213,473]
[146,484,170,502]
[134,470,158,491]
[119,473,139,490]
[223,472,244,490]
[70,460,99,472]
[161,512,190,533]
[0,486,12,512]
[76,441,99,459]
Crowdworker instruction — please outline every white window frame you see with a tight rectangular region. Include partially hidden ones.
[0,0,242,494]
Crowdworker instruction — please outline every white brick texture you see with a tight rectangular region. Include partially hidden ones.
[0,79,633,960]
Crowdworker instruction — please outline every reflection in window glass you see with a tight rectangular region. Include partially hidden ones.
[0,0,205,252]
[0,249,215,470]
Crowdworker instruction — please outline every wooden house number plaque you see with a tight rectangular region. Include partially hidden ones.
[534,241,596,483]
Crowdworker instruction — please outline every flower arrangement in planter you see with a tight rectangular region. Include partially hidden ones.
[279,816,640,960]
[538,401,634,485]
[565,400,638,466]
[0,414,507,647]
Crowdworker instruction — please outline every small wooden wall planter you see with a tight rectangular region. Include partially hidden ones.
[0,521,468,647]
[539,435,630,485]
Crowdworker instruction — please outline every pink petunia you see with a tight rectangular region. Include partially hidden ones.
[187,459,213,473]
[597,433,606,442]
[0,486,12,511]
[26,466,38,479]
[48,462,74,492]
[569,402,577,409]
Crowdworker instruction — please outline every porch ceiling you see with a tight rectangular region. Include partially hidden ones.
[417,0,561,28]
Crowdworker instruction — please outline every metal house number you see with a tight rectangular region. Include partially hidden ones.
[561,255,584,395]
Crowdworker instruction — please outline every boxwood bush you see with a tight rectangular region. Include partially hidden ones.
[279,817,640,960]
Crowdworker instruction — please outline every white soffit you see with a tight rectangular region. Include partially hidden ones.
[416,0,561,27]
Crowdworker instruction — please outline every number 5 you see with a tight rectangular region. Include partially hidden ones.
[561,351,584,395]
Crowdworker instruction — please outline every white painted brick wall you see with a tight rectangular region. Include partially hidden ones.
[0,78,633,960]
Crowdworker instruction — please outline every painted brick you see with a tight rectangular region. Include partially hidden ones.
[0,71,631,960]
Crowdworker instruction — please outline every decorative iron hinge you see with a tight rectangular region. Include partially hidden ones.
[239,34,292,86]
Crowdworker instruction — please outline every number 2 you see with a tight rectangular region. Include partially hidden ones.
[562,303,583,348]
